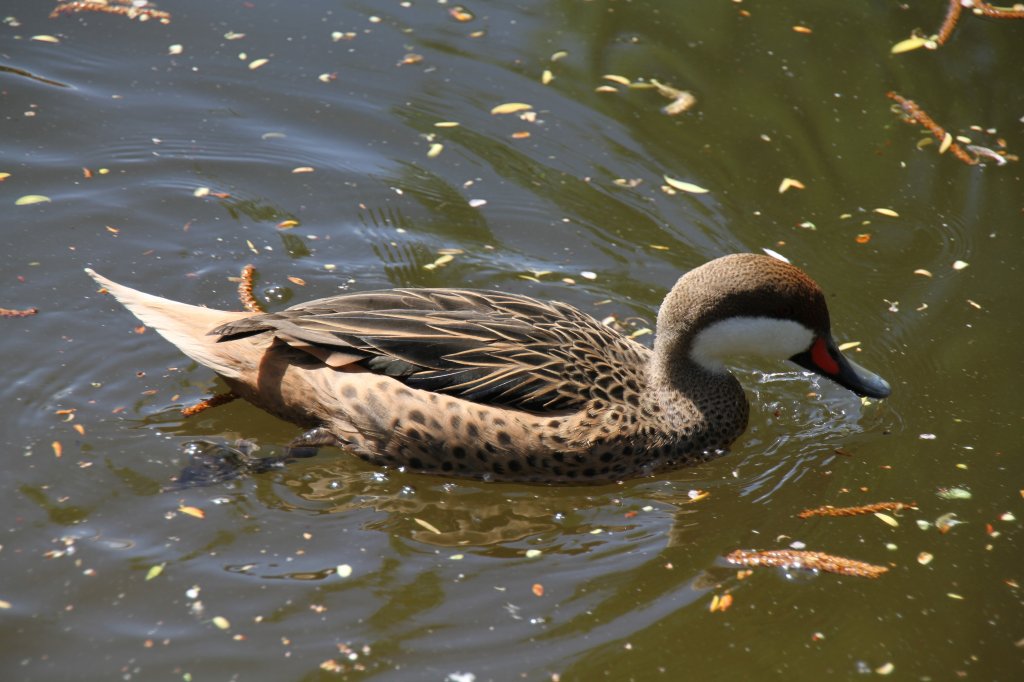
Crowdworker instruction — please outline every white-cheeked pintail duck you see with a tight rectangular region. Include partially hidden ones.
[86,253,890,484]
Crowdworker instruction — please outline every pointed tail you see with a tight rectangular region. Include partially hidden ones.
[85,268,253,379]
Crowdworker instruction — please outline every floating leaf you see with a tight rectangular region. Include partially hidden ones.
[762,248,790,263]
[936,487,972,501]
[917,552,934,565]
[952,260,968,270]
[778,178,805,193]
[531,583,544,597]
[490,102,533,115]
[413,518,442,534]
[277,219,299,229]
[15,195,51,206]
[427,143,443,158]
[891,36,929,54]
[837,341,861,351]
[541,69,554,85]
[935,512,961,534]
[525,549,542,558]
[212,616,230,630]
[939,132,953,155]
[145,563,165,581]
[602,74,631,86]
[874,207,899,217]
[31,35,61,43]
[663,176,709,194]
[336,564,353,578]
[913,268,933,277]
[249,58,269,70]
[179,505,205,519]
[874,512,899,527]
[709,593,733,612]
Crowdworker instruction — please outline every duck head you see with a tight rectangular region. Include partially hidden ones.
[655,253,891,399]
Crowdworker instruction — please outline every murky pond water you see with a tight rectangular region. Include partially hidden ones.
[3,1,1022,680]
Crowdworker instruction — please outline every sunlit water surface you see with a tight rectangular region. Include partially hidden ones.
[2,1,1022,680]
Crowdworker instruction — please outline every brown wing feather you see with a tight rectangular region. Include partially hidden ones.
[210,288,650,413]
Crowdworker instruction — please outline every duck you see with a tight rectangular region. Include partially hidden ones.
[85,253,890,484]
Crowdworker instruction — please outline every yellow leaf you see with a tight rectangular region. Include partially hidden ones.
[427,143,444,158]
[212,616,231,630]
[875,512,899,527]
[145,564,165,581]
[490,102,533,115]
[778,178,806,193]
[179,505,206,519]
[541,69,554,85]
[874,207,899,217]
[249,58,269,70]
[602,74,631,86]
[663,176,709,194]
[413,518,442,534]
[939,132,953,155]
[837,341,861,351]
[31,35,61,44]
[15,195,51,206]
[891,36,929,54]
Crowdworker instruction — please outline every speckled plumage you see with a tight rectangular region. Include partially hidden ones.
[85,253,890,484]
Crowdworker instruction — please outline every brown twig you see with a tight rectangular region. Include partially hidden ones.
[726,549,889,579]
[797,501,917,519]
[181,391,237,417]
[933,0,1024,46]
[935,0,963,45]
[237,264,263,313]
[886,91,979,165]
[0,306,38,317]
[50,1,171,24]
[974,1,1024,20]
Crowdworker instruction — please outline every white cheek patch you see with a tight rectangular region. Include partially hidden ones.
[689,316,815,371]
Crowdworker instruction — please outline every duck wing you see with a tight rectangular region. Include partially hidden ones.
[210,288,649,413]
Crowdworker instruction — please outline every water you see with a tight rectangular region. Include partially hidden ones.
[2,1,1022,679]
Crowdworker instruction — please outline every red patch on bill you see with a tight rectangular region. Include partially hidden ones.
[811,337,840,375]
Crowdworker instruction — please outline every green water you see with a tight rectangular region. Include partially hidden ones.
[2,1,1022,679]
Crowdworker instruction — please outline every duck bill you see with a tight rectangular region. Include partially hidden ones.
[790,336,891,399]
